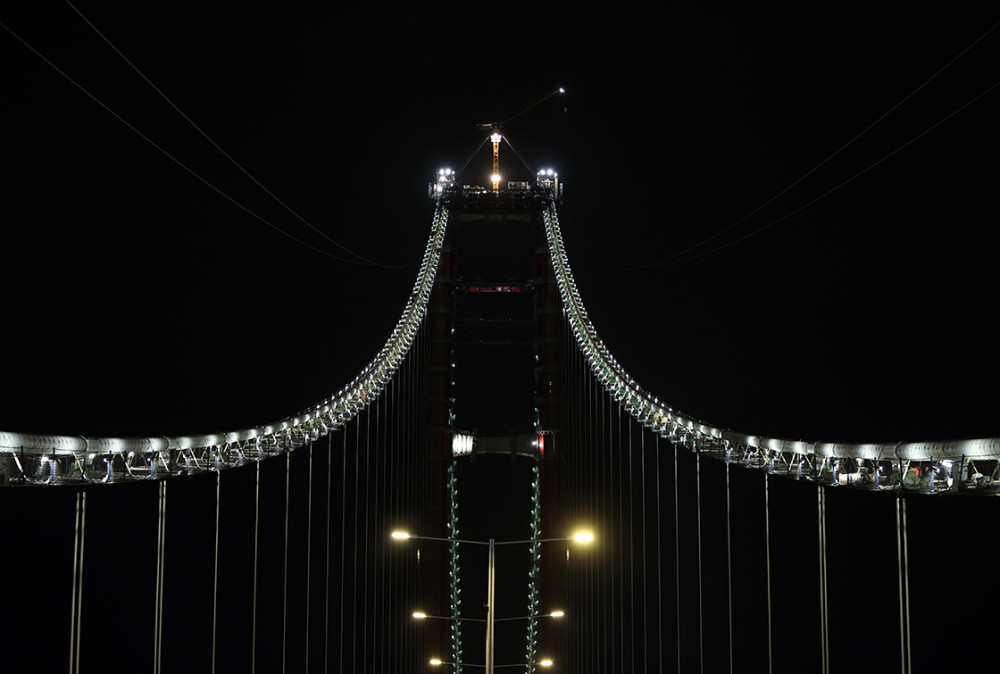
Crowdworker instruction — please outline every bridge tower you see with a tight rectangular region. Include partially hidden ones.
[424,208,457,660]
[429,173,567,668]
[532,181,565,664]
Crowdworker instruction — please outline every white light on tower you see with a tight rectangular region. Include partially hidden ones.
[452,433,474,456]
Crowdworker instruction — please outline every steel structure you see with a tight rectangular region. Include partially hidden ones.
[2,165,998,674]
[7,178,995,491]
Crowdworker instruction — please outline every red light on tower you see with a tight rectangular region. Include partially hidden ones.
[538,434,545,458]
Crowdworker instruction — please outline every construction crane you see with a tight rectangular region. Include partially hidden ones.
[479,88,565,193]
[490,123,502,192]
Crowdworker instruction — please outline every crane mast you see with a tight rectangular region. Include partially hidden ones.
[482,88,564,193]
[490,123,502,193]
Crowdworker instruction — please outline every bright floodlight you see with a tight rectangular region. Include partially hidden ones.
[391,531,411,540]
[491,173,501,183]
[452,433,474,456]
[572,531,594,543]
[429,658,443,666]
[412,611,428,619]
[549,610,565,617]
[540,659,554,667]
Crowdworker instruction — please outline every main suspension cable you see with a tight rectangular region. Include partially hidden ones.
[659,77,1000,267]
[0,19,383,266]
[629,19,1000,269]
[64,1,401,268]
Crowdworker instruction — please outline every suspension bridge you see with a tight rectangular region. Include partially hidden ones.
[2,165,998,674]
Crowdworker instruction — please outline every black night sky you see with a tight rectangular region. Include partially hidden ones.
[3,4,999,444]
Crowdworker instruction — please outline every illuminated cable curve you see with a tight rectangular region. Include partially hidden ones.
[3,190,998,487]
[0,204,449,477]
[541,197,1000,470]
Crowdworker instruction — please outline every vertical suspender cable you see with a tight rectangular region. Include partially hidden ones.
[674,441,681,674]
[361,403,372,672]
[726,462,733,674]
[352,411,361,674]
[628,418,636,674]
[896,495,907,674]
[366,402,377,673]
[823,486,830,674]
[340,427,348,674]
[386,378,394,674]
[900,495,912,674]
[640,428,648,674]
[696,449,703,674]
[211,471,221,674]
[393,375,401,673]
[817,486,828,674]
[68,490,86,674]
[764,472,773,674]
[656,436,663,674]
[616,400,624,674]
[154,480,167,674]
[583,378,589,670]
[380,393,389,672]
[324,432,332,674]
[381,382,392,674]
[252,461,260,674]
[603,383,611,674]
[817,485,824,674]
[396,361,406,674]
[153,482,160,674]
[391,380,399,672]
[590,354,597,674]
[69,491,79,674]
[282,451,290,674]
[154,483,159,674]
[407,337,417,674]
[585,358,596,674]
[305,443,314,669]
[75,490,86,674]
[371,396,382,672]
[403,359,409,671]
